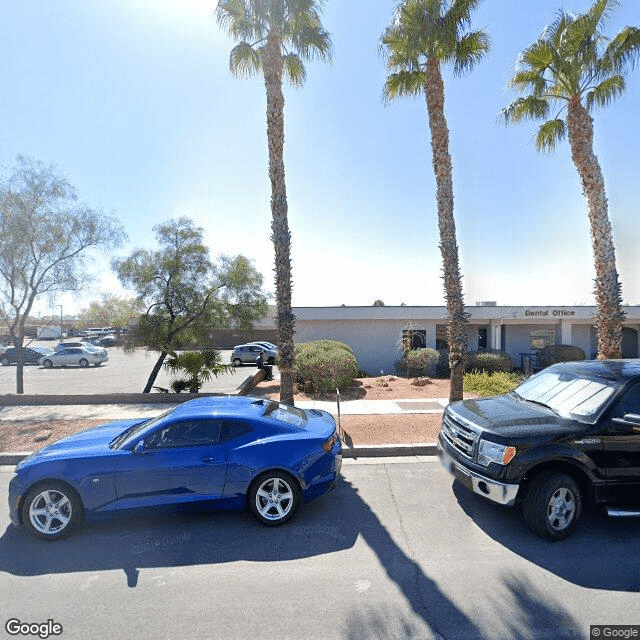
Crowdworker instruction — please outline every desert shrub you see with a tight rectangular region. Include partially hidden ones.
[537,344,586,368]
[404,348,440,376]
[464,371,522,396]
[466,349,513,373]
[293,340,358,393]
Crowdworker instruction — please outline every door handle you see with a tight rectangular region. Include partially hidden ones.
[202,456,214,463]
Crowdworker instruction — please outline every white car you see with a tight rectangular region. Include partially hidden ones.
[39,347,108,368]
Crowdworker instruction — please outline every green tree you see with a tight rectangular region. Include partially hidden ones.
[158,349,231,394]
[380,0,490,402]
[0,155,126,393]
[373,299,385,306]
[502,0,639,359]
[216,0,332,405]
[112,217,268,393]
[76,293,144,330]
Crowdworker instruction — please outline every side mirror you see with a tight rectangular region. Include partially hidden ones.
[133,440,146,454]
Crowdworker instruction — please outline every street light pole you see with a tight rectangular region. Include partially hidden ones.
[58,305,63,339]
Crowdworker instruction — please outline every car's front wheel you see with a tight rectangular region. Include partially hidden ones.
[249,472,301,526]
[232,358,242,367]
[42,359,53,368]
[522,471,582,540]
[0,356,9,366]
[21,482,83,540]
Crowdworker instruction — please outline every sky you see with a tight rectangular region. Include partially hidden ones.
[1,0,639,319]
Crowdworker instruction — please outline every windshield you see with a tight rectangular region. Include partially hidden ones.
[109,408,173,449]
[263,401,307,428]
[514,370,622,423]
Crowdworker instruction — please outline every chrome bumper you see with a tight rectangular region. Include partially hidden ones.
[438,443,519,507]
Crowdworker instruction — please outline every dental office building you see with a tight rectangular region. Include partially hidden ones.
[278,304,640,375]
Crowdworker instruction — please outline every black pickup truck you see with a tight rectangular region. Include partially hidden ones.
[438,359,640,540]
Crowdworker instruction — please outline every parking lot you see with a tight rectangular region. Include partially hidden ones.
[0,345,258,395]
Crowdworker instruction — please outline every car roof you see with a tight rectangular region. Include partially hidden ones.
[547,359,640,380]
[168,396,271,421]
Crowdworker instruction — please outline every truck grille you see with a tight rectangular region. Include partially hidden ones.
[441,410,480,461]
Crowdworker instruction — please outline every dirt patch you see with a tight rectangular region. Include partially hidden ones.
[252,375,469,402]
[0,419,103,454]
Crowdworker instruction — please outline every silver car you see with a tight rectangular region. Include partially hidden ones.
[231,344,276,366]
[39,347,109,368]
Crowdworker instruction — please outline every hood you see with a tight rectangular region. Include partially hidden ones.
[26,419,144,461]
[450,394,577,437]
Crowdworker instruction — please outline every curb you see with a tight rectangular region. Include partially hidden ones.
[0,443,439,466]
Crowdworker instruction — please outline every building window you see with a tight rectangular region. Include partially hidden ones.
[530,329,555,350]
[401,329,426,352]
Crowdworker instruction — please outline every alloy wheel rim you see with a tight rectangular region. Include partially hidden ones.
[255,477,293,521]
[547,487,575,531]
[29,489,72,535]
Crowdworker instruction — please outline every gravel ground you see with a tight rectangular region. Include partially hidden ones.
[0,376,461,453]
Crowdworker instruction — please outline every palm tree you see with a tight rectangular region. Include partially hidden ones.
[216,0,332,405]
[502,0,640,359]
[380,0,490,402]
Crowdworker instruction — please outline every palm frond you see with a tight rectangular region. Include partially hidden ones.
[586,74,625,109]
[229,41,263,78]
[534,118,566,152]
[453,30,490,75]
[382,69,426,104]
[601,26,640,74]
[510,69,547,95]
[282,52,307,87]
[500,96,550,125]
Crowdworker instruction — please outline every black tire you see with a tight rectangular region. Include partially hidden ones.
[249,471,301,526]
[232,358,242,367]
[79,358,89,368]
[0,356,9,366]
[42,359,53,368]
[21,481,83,540]
[522,471,582,540]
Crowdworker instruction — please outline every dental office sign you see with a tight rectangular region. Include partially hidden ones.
[524,309,576,317]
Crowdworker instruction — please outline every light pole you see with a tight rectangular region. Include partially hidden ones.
[58,305,63,339]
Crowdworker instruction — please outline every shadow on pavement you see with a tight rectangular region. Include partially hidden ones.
[0,469,590,638]
[453,479,640,592]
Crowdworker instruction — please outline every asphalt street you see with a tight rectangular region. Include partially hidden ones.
[1,458,639,640]
[0,347,254,396]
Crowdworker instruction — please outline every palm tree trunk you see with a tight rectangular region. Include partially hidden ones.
[567,96,624,359]
[424,58,467,402]
[264,31,296,405]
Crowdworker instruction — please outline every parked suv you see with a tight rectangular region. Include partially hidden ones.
[231,344,276,366]
[0,346,53,366]
[438,359,640,540]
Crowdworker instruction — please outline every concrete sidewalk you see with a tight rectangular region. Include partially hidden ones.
[0,397,446,464]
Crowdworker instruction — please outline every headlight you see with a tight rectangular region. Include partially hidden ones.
[477,440,516,466]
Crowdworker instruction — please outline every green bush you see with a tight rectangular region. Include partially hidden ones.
[464,371,522,396]
[404,348,440,376]
[466,349,513,373]
[537,344,586,368]
[293,340,358,393]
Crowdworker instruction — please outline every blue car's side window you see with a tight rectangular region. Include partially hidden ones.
[219,421,252,443]
[149,420,222,448]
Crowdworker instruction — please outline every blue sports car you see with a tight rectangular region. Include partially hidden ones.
[9,396,342,540]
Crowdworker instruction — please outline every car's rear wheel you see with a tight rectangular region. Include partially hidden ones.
[79,358,89,368]
[249,472,301,526]
[232,358,242,367]
[0,356,9,366]
[21,482,83,540]
[522,471,582,540]
[42,359,53,368]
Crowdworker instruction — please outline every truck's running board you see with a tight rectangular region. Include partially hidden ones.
[606,508,640,517]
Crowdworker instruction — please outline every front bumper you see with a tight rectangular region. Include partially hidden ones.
[437,442,519,507]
